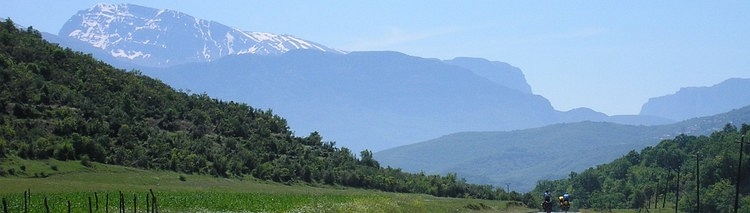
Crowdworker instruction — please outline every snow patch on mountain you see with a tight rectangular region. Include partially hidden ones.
[60,3,345,67]
[110,49,150,59]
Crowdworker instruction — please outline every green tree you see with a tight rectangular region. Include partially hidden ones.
[359,149,379,168]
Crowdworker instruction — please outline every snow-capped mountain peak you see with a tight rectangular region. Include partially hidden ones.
[60,3,345,67]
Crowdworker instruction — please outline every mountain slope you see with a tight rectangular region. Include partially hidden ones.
[0,19,513,200]
[33,4,700,156]
[640,78,750,121]
[59,3,343,67]
[46,4,570,152]
[443,57,532,94]
[42,3,691,154]
[375,105,750,192]
[143,50,558,152]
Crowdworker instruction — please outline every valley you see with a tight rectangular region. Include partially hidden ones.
[2,2,750,212]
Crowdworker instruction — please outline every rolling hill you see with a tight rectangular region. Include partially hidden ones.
[375,105,750,192]
[529,123,750,211]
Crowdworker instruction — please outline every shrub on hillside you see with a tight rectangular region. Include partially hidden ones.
[81,155,93,167]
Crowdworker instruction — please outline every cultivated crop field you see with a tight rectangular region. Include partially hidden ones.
[0,157,529,212]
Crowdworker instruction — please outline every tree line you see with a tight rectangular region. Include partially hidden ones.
[0,19,522,201]
[532,123,750,212]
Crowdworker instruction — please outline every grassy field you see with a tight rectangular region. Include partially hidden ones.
[578,209,675,213]
[0,157,531,212]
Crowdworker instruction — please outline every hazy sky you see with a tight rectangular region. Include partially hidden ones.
[3,1,749,115]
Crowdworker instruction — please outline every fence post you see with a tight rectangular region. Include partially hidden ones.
[146,193,150,213]
[133,193,136,213]
[44,196,49,213]
[89,196,93,213]
[119,191,124,213]
[23,190,27,213]
[95,192,99,210]
[148,189,159,213]
[106,193,109,213]
[150,189,157,213]
[3,197,8,213]
[67,200,71,213]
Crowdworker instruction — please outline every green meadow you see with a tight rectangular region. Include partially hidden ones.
[0,157,529,212]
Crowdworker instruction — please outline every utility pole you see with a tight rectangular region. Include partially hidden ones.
[675,166,680,213]
[655,175,660,209]
[663,171,669,209]
[504,183,510,193]
[735,135,747,213]
[696,151,701,213]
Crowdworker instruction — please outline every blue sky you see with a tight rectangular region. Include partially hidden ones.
[3,1,749,115]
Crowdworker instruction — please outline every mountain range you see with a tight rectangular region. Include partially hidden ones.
[141,51,559,151]
[26,3,750,191]
[40,3,683,152]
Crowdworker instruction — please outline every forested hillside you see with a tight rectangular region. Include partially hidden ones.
[533,123,750,212]
[376,105,750,192]
[0,19,519,201]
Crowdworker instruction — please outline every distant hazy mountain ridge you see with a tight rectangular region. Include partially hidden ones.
[640,78,750,121]
[60,3,343,67]
[443,57,533,94]
[143,51,559,151]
